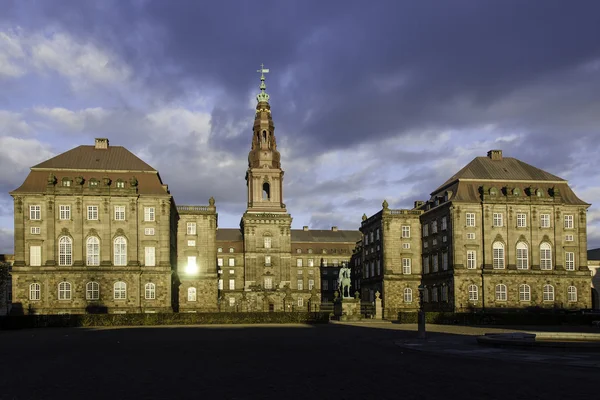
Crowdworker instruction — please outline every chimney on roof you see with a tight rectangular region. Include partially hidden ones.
[414,200,425,209]
[95,138,109,149]
[487,149,502,161]
[303,226,309,231]
[331,226,338,232]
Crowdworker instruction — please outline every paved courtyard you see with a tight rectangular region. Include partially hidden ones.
[1,322,599,399]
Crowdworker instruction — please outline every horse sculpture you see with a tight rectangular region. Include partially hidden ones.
[338,266,351,298]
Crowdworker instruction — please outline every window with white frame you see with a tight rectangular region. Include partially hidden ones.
[145,247,155,267]
[264,255,271,266]
[468,284,478,301]
[218,279,223,290]
[322,280,329,291]
[145,283,156,299]
[323,259,328,267]
[114,281,127,300]
[58,281,71,300]
[62,179,71,187]
[564,215,574,229]
[187,240,195,247]
[402,243,410,249]
[115,180,125,188]
[466,213,475,227]
[31,227,41,235]
[565,234,574,242]
[264,277,273,290]
[187,287,197,301]
[431,221,438,234]
[307,258,314,267]
[144,228,155,236]
[114,236,127,266]
[493,213,503,227]
[517,213,527,228]
[187,222,196,235]
[432,254,438,272]
[229,279,235,290]
[402,226,410,238]
[29,283,41,300]
[308,279,314,290]
[59,205,70,220]
[404,288,413,303]
[58,236,73,266]
[540,243,552,270]
[30,245,41,267]
[264,237,272,249]
[86,236,100,266]
[516,242,528,270]
[540,214,550,228]
[229,247,235,253]
[492,242,505,269]
[228,258,235,267]
[467,233,475,240]
[296,258,303,267]
[217,258,223,267]
[87,205,98,220]
[217,247,223,253]
[297,279,303,290]
[466,250,476,269]
[442,252,448,270]
[423,255,429,274]
[543,284,554,301]
[495,284,507,301]
[402,258,411,274]
[519,284,531,301]
[114,206,125,221]
[567,286,577,302]
[229,297,235,307]
[30,205,41,220]
[144,207,155,221]
[86,281,99,300]
[565,252,575,271]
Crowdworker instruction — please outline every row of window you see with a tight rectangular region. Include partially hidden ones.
[421,284,576,303]
[364,226,412,245]
[29,281,156,301]
[463,232,576,242]
[57,177,128,188]
[422,217,448,237]
[29,205,156,222]
[363,258,412,278]
[462,212,575,229]
[29,236,155,267]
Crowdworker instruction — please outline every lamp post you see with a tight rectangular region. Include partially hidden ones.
[418,284,426,339]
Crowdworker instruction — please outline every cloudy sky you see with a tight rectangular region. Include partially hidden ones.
[1,0,600,253]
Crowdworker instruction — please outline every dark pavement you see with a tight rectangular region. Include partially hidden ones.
[0,323,598,399]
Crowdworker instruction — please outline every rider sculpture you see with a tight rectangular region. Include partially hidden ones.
[337,264,352,298]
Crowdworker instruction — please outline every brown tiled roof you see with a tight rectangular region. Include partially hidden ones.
[291,230,362,243]
[433,156,565,194]
[216,228,243,242]
[10,171,169,196]
[32,145,156,171]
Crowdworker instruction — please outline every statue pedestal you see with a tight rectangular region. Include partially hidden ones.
[334,298,362,321]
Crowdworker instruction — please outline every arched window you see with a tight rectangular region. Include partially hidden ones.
[403,288,413,303]
[187,287,197,302]
[492,242,505,269]
[114,281,127,300]
[86,236,100,266]
[262,130,267,142]
[567,286,577,302]
[29,283,41,301]
[468,284,478,301]
[145,283,156,300]
[114,236,127,266]
[516,242,528,270]
[262,182,270,200]
[519,284,531,301]
[86,281,99,300]
[495,284,507,301]
[58,236,73,266]
[540,243,552,270]
[58,281,72,300]
[543,284,554,301]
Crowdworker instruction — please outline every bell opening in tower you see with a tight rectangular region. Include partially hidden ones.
[262,130,267,142]
[262,182,271,200]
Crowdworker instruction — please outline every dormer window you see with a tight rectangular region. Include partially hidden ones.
[62,178,71,187]
[89,179,99,187]
[513,188,521,196]
[536,189,543,197]
[116,180,125,189]
[489,187,498,196]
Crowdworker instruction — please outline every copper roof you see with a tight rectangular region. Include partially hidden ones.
[433,156,565,194]
[216,229,243,242]
[291,229,362,243]
[32,145,156,172]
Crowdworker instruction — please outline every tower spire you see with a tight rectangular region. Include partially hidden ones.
[256,63,270,103]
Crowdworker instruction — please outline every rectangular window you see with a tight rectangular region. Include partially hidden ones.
[217,258,223,267]
[308,280,314,290]
[402,258,411,274]
[423,256,429,274]
[307,258,314,267]
[145,247,155,267]
[493,213,503,227]
[466,213,475,227]
[442,252,448,270]
[30,245,41,266]
[298,297,304,307]
[31,227,41,235]
[322,260,327,267]
[565,235,574,242]
[296,258,303,267]
[264,277,273,289]
[229,279,235,290]
[187,240,196,247]
[322,280,329,291]
[432,255,438,272]
[467,251,476,269]
[432,238,437,246]
[264,255,271,266]
[144,228,155,236]
[187,222,196,235]
[402,243,410,249]
[264,237,272,249]
[218,279,223,290]
[114,205,125,221]
[401,226,410,238]
[564,215,574,229]
[517,213,527,228]
[431,221,437,234]
[493,247,505,269]
[376,228,380,240]
[59,205,70,220]
[297,270,303,275]
[467,233,475,240]
[297,280,303,291]
[87,206,98,220]
[441,217,447,230]
[228,258,235,267]
[143,207,155,222]
[30,205,41,220]
[565,252,575,271]
[540,214,550,228]
[422,224,429,237]
[229,297,235,306]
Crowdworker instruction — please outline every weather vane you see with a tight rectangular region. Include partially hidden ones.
[256,63,270,103]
